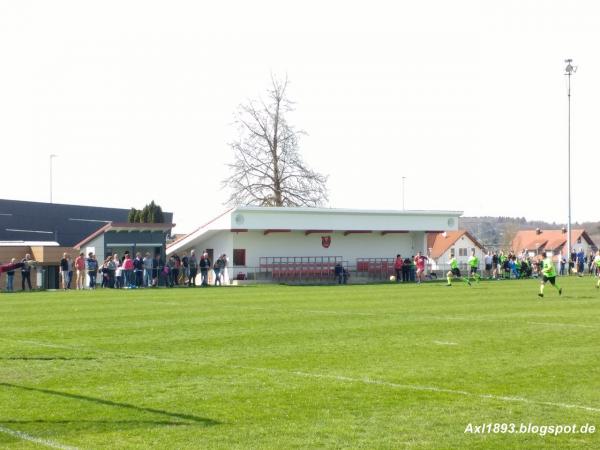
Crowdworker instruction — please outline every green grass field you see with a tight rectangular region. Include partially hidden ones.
[1,278,599,449]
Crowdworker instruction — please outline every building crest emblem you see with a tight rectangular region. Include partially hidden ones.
[321,236,331,248]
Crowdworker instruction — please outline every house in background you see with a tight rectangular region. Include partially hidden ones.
[511,228,596,259]
[427,230,485,270]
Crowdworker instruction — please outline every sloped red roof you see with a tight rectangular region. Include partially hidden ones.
[428,230,484,259]
[511,229,594,253]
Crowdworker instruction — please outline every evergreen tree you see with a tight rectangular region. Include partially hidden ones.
[128,202,165,223]
[141,205,150,223]
[128,208,138,223]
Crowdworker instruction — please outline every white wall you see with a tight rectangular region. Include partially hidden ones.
[231,230,426,268]
[171,231,234,263]
[232,208,460,232]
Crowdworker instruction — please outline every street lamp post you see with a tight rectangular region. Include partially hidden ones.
[402,176,406,210]
[49,154,57,203]
[565,59,576,262]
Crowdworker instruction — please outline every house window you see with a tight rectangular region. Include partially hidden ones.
[450,248,455,258]
[577,237,582,244]
[233,249,246,266]
[458,248,468,257]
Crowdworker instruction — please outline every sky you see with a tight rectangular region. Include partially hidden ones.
[1,0,598,233]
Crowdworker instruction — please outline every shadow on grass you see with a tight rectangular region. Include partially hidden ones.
[0,383,220,427]
[0,419,190,426]
[0,357,97,361]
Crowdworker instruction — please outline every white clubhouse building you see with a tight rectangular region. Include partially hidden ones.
[168,207,462,277]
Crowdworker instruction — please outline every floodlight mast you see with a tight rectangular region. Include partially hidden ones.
[49,154,57,203]
[565,59,576,262]
[402,176,406,210]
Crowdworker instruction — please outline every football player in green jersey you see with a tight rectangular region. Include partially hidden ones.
[594,250,600,288]
[467,250,481,283]
[446,256,471,286]
[539,252,562,298]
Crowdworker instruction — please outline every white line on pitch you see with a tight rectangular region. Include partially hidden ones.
[9,337,600,414]
[218,305,376,317]
[136,300,181,306]
[0,425,79,450]
[297,309,376,316]
[238,366,600,414]
[432,340,458,346]
[527,321,597,329]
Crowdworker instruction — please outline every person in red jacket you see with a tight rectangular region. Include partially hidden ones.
[394,255,403,283]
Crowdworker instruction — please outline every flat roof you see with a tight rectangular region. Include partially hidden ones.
[235,206,463,216]
[168,206,462,254]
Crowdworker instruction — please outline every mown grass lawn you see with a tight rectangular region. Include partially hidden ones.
[1,278,599,449]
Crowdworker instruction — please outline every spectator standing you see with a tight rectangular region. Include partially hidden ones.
[133,252,144,287]
[484,252,493,279]
[222,254,230,285]
[199,252,211,287]
[75,252,86,289]
[6,258,16,292]
[492,251,499,279]
[152,254,161,287]
[334,262,348,284]
[394,255,403,283]
[188,250,198,287]
[167,256,176,287]
[66,254,73,289]
[576,249,585,277]
[100,257,110,288]
[122,253,134,288]
[143,253,154,287]
[180,252,189,285]
[86,252,98,289]
[20,254,34,291]
[213,255,225,286]
[402,257,411,283]
[172,254,181,286]
[588,251,595,275]
[113,254,123,288]
[106,256,115,288]
[60,252,70,290]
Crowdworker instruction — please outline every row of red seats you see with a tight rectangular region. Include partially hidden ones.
[356,260,396,274]
[260,263,339,279]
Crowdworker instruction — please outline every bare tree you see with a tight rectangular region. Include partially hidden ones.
[224,76,328,207]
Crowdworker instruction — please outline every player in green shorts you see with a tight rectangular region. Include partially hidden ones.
[467,250,481,283]
[446,256,471,286]
[594,250,600,288]
[538,252,562,298]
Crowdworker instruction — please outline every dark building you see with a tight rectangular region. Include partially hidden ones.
[0,199,173,246]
